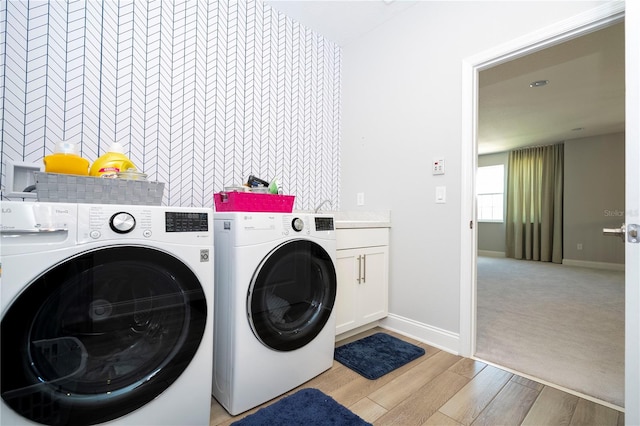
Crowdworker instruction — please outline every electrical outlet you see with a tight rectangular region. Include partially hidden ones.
[357,192,365,206]
[577,243,583,250]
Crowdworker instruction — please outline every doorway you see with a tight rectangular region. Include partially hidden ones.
[474,22,625,409]
[457,0,640,419]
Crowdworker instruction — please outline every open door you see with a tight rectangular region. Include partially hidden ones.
[461,2,639,423]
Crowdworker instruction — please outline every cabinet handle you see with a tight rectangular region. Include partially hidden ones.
[362,254,366,283]
[0,228,68,234]
[357,255,362,284]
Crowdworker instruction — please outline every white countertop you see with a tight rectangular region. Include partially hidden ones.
[333,210,391,229]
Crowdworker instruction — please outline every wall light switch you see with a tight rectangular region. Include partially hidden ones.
[357,192,365,206]
[435,186,446,203]
[433,157,445,175]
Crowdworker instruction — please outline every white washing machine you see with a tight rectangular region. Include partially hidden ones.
[0,201,213,426]
[212,212,337,415]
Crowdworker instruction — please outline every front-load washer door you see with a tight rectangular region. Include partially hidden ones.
[248,240,336,351]
[1,246,207,426]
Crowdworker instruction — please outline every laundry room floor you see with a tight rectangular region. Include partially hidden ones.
[209,328,623,425]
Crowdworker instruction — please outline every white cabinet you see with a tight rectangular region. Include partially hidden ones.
[335,228,389,335]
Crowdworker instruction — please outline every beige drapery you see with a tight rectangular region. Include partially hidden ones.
[506,144,563,263]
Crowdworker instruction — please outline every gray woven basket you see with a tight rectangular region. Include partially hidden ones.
[34,172,164,205]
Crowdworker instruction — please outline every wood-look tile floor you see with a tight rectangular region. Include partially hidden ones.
[209,328,624,426]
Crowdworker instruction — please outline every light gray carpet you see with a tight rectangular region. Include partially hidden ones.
[475,256,624,408]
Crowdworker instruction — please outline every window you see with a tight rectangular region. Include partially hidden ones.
[477,165,504,222]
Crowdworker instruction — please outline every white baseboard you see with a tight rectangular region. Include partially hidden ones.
[477,250,506,258]
[562,259,625,271]
[379,314,460,355]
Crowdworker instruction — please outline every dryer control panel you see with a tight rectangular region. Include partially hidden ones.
[281,214,335,239]
[314,217,334,231]
[213,212,335,245]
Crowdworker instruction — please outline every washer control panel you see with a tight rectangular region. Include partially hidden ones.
[82,206,152,241]
[77,204,211,244]
[110,212,136,234]
[165,211,209,232]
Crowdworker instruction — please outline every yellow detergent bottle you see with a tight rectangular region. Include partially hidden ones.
[89,142,138,178]
[43,141,90,175]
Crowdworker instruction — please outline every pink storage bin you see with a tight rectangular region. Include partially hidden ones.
[214,192,295,213]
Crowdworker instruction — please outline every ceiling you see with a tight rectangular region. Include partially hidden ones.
[265,0,420,47]
[479,22,625,155]
[265,1,625,155]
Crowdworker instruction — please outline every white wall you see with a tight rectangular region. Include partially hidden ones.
[340,1,608,351]
[0,0,341,210]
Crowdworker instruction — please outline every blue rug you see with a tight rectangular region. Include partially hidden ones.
[231,388,370,426]
[334,332,425,380]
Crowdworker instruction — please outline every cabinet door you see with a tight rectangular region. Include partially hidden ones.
[334,249,359,335]
[359,246,389,323]
[334,246,389,335]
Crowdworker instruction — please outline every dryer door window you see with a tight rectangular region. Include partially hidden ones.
[1,246,207,426]
[248,240,337,351]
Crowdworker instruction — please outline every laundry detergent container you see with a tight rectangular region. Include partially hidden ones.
[43,141,90,175]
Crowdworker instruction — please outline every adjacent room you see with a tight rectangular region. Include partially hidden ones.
[475,22,626,408]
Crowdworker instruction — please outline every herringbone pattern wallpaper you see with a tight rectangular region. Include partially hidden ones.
[0,0,341,209]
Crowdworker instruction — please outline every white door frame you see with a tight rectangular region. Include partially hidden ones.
[459,1,639,420]
[624,1,640,423]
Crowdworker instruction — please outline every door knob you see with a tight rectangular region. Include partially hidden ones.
[603,223,640,243]
[603,223,626,241]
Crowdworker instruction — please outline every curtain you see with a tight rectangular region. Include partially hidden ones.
[506,144,563,263]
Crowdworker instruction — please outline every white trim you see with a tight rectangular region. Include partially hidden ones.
[625,0,640,423]
[459,0,626,368]
[562,259,625,272]
[460,49,477,358]
[379,314,460,355]
[462,2,624,72]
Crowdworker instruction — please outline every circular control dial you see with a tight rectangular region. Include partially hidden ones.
[110,212,136,234]
[291,218,304,232]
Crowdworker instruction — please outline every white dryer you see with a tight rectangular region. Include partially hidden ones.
[212,212,337,415]
[0,201,213,426]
